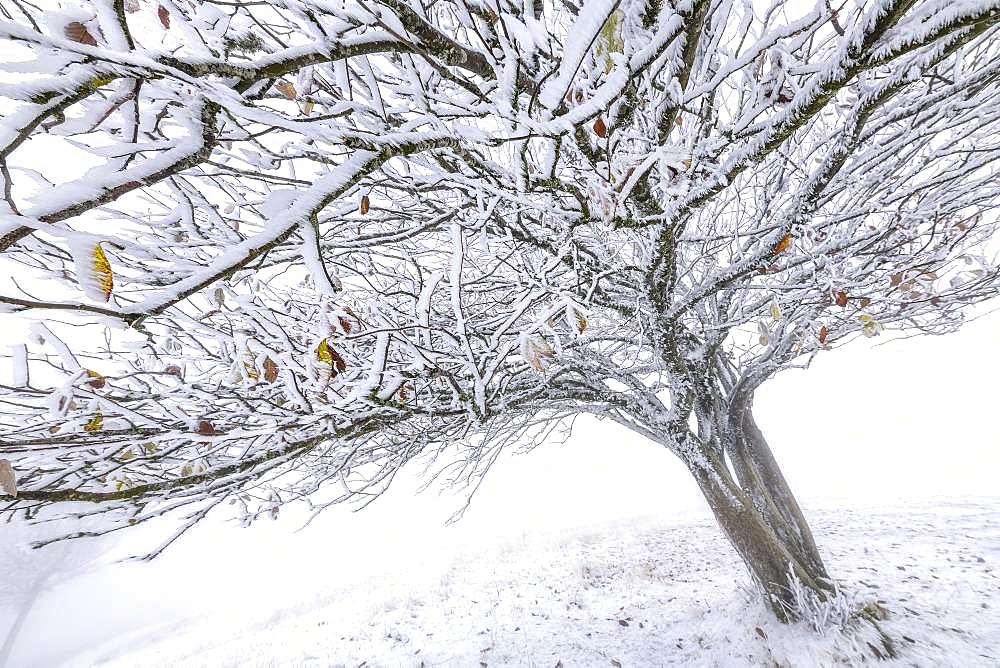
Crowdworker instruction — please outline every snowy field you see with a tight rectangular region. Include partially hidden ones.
[3,315,1000,667]
[54,498,1000,667]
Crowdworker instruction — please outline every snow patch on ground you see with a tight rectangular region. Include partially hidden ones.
[67,498,1000,667]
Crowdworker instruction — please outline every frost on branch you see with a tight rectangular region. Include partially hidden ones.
[0,0,998,561]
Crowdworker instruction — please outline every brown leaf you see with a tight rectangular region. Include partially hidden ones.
[125,0,140,12]
[157,4,170,29]
[818,326,829,345]
[86,369,106,389]
[834,290,848,308]
[859,297,871,307]
[65,21,97,46]
[275,80,297,99]
[196,420,218,436]
[890,272,903,287]
[772,234,793,255]
[930,296,942,306]
[165,364,183,378]
[0,460,17,497]
[329,349,347,374]
[262,357,279,383]
[593,116,607,138]
[675,115,683,126]
[755,626,768,640]
[338,316,353,334]
[360,194,370,215]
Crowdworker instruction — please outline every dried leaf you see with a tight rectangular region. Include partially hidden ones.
[213,287,225,306]
[862,319,883,337]
[593,116,607,138]
[521,335,554,372]
[125,0,140,12]
[86,369,106,389]
[360,194,370,215]
[65,21,97,46]
[303,100,315,115]
[834,290,848,308]
[772,234,793,255]
[0,460,17,497]
[769,302,781,321]
[818,325,829,345]
[315,338,347,375]
[275,80,297,99]
[890,272,903,287]
[92,243,114,301]
[859,297,871,307]
[165,364,183,378]
[263,357,279,383]
[84,411,104,432]
[196,420,218,435]
[157,4,170,29]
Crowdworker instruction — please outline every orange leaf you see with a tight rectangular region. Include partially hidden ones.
[65,21,97,46]
[773,234,793,255]
[818,325,829,345]
[360,194,370,215]
[275,80,297,99]
[834,290,848,308]
[593,117,607,138]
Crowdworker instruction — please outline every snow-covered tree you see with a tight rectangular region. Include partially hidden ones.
[2,0,999,626]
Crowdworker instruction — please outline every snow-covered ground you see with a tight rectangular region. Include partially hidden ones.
[35,497,997,667]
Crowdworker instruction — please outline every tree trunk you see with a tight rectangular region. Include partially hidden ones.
[688,442,832,622]
[724,399,830,581]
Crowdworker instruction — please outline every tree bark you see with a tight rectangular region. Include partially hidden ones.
[724,400,830,581]
[688,442,832,622]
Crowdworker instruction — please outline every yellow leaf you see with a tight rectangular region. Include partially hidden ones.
[84,412,103,432]
[769,302,781,321]
[303,100,315,115]
[92,243,114,301]
[316,338,333,365]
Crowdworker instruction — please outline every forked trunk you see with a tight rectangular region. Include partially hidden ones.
[687,424,833,622]
[725,401,830,581]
